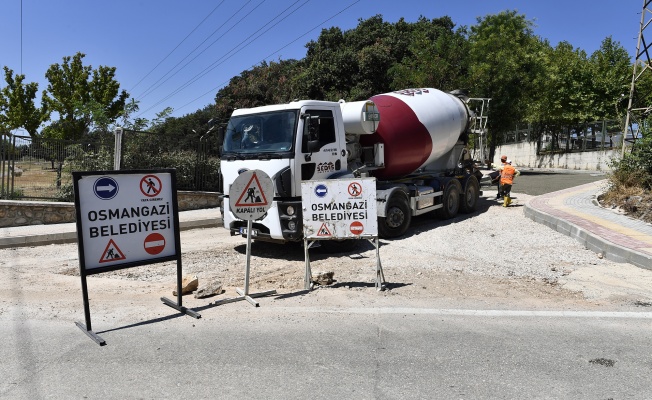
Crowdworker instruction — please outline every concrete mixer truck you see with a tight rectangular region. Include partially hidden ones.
[218,88,489,243]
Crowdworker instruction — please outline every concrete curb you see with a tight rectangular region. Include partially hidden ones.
[0,217,223,249]
[524,202,652,271]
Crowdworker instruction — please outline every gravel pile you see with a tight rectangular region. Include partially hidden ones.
[6,187,622,305]
[373,192,603,284]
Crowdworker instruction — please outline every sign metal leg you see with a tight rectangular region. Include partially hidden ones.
[304,238,315,290]
[244,220,253,296]
[160,258,201,318]
[214,219,276,307]
[76,275,106,345]
[372,237,386,291]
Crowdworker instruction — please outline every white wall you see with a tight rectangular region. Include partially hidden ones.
[496,142,619,171]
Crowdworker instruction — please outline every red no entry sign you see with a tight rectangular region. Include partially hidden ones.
[144,233,166,255]
[350,221,364,235]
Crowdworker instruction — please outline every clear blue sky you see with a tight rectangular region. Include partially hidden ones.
[0,0,644,128]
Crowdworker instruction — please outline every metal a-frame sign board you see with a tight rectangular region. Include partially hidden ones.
[217,169,277,307]
[72,169,199,346]
[301,178,385,291]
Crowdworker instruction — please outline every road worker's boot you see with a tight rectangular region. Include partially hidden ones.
[504,196,512,207]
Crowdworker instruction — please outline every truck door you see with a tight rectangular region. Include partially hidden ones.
[299,108,346,181]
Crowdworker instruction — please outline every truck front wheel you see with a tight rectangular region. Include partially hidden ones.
[378,192,412,238]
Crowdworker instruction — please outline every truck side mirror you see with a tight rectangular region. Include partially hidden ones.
[217,125,225,157]
[302,114,321,153]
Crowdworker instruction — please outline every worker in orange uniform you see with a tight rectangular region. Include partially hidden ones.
[499,159,520,207]
[493,155,509,199]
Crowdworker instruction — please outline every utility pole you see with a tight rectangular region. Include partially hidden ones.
[623,0,652,157]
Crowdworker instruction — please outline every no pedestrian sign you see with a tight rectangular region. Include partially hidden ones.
[73,170,180,272]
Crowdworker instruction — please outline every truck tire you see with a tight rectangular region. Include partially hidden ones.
[460,175,479,213]
[436,179,461,219]
[378,191,411,238]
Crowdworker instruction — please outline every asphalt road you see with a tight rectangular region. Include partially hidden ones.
[5,168,651,400]
[3,308,651,399]
[510,168,608,196]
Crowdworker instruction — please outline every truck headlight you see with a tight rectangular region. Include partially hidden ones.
[286,205,295,216]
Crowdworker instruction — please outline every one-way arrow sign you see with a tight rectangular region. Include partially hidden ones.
[93,177,119,200]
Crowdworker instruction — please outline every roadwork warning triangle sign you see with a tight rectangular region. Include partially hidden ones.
[235,173,270,207]
[99,239,127,263]
[317,223,332,237]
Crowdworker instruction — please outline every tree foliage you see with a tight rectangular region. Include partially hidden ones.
[589,37,632,120]
[215,59,301,122]
[466,10,542,159]
[0,10,640,166]
[527,41,592,145]
[0,67,47,136]
[41,52,129,140]
[389,16,468,91]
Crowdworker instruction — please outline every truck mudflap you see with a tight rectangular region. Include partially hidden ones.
[376,186,407,218]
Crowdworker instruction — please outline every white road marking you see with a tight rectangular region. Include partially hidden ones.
[273,307,652,319]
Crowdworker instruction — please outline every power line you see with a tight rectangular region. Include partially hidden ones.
[137,0,311,117]
[173,0,362,114]
[128,0,227,93]
[135,0,262,101]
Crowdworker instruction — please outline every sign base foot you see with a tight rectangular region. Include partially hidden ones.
[160,297,201,319]
[75,321,106,346]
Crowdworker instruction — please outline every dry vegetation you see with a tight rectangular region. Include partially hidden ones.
[599,169,652,224]
[599,189,652,224]
[8,161,62,199]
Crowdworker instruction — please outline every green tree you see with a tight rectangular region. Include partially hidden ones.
[298,15,407,100]
[118,99,150,132]
[527,41,592,150]
[389,16,468,91]
[0,67,48,136]
[41,52,129,140]
[589,37,632,121]
[215,59,301,120]
[466,10,542,163]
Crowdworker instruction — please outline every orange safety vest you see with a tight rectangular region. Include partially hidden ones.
[500,164,516,185]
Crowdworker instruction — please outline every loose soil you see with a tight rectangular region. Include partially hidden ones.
[3,191,652,327]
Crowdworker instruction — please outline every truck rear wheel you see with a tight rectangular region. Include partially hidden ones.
[436,179,461,219]
[378,192,411,238]
[460,175,479,213]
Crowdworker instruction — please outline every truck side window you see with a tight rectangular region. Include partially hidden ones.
[305,109,336,146]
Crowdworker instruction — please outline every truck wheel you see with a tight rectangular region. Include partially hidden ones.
[436,179,461,219]
[378,192,411,238]
[460,175,479,213]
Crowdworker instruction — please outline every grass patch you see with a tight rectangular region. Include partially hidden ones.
[7,160,63,200]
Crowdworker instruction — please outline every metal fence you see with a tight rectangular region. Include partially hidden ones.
[470,119,627,160]
[0,130,222,201]
[503,120,625,153]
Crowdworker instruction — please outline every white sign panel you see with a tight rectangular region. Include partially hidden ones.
[76,172,177,270]
[301,178,377,239]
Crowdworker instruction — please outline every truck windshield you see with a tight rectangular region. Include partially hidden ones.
[223,111,297,154]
